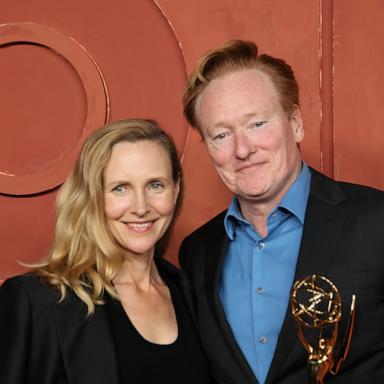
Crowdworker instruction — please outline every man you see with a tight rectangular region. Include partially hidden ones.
[179,40,384,384]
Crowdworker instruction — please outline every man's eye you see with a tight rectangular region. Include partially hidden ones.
[213,132,228,141]
[251,121,266,128]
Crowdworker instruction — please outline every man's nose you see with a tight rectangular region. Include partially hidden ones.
[234,130,255,160]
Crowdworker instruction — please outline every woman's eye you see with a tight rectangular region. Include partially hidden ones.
[113,185,126,193]
[150,182,164,192]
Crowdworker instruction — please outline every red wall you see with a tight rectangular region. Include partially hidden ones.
[1,0,384,280]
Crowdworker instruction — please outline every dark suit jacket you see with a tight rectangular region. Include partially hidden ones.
[0,257,198,384]
[179,169,384,384]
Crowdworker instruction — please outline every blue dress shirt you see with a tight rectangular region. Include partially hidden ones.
[219,163,311,384]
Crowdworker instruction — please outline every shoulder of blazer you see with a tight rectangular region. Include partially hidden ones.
[1,273,61,312]
[1,273,95,321]
[180,210,227,251]
[309,167,384,209]
[179,210,228,285]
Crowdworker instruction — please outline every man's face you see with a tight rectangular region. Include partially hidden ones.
[196,69,304,207]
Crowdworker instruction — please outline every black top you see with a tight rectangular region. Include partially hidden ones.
[106,274,211,384]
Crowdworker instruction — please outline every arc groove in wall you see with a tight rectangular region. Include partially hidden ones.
[319,0,334,177]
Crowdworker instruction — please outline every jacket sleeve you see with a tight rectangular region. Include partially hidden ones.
[0,277,32,384]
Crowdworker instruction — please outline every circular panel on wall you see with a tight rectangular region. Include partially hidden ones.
[0,22,109,195]
[0,1,188,279]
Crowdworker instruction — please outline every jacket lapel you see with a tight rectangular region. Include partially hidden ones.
[205,218,259,384]
[53,293,120,384]
[266,169,347,383]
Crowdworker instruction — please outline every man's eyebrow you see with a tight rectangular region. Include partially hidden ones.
[209,113,262,130]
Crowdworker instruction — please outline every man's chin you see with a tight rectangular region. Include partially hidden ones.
[235,188,269,202]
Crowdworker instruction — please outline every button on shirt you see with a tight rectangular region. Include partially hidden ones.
[219,163,311,384]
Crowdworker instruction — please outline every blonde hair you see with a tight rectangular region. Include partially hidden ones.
[183,39,299,135]
[34,119,182,315]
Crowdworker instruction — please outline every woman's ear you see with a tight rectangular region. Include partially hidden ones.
[174,179,181,203]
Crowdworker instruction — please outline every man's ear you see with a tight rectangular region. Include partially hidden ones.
[291,105,304,143]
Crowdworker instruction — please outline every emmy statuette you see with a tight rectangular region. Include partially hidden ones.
[291,275,356,384]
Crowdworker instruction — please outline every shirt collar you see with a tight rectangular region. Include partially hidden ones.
[224,162,311,240]
[224,198,244,240]
[278,162,311,224]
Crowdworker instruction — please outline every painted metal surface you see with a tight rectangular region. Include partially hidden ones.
[0,0,187,279]
[1,0,383,280]
[0,22,109,195]
[156,0,322,261]
[333,0,384,189]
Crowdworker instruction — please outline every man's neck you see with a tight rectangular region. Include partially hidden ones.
[238,199,276,237]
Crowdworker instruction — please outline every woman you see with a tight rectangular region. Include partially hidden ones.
[0,119,212,384]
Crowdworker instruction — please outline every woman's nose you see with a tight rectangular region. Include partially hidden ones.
[131,190,149,216]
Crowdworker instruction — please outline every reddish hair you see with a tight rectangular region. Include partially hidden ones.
[182,40,299,135]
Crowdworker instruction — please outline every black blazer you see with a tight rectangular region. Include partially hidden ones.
[179,169,384,384]
[0,257,198,384]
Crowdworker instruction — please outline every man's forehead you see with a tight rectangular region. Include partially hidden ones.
[208,68,274,91]
[199,69,278,106]
[195,69,281,129]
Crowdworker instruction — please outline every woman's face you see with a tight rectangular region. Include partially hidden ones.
[103,140,179,259]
